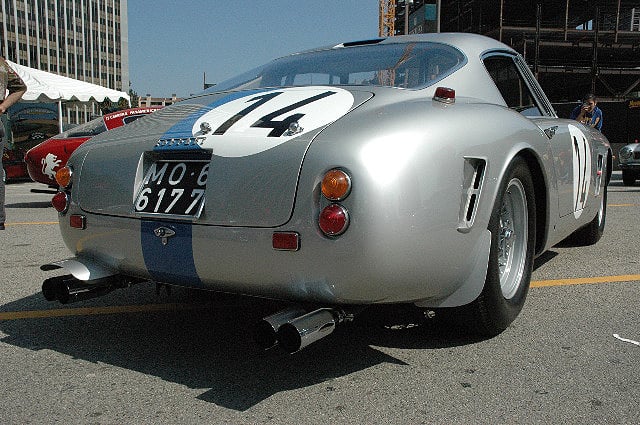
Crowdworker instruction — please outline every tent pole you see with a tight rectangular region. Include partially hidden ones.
[58,100,63,132]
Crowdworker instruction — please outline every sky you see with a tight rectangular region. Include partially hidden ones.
[127,1,379,98]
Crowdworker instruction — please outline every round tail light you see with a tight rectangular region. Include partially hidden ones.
[321,169,351,201]
[318,204,349,236]
[52,191,69,213]
[55,166,72,188]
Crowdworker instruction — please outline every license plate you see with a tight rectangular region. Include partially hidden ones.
[134,161,209,217]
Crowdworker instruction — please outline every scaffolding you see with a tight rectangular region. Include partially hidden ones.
[379,0,397,37]
[405,0,640,101]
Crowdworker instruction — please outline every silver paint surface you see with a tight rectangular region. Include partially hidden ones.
[51,33,611,306]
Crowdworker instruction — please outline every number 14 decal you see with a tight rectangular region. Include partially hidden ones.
[213,90,336,137]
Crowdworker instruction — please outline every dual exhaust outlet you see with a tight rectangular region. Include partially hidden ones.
[254,307,349,353]
[42,274,348,353]
[42,274,138,304]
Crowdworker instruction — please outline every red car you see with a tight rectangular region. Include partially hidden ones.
[2,147,29,183]
[25,107,161,185]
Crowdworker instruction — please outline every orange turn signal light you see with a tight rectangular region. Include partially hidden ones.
[321,169,351,201]
[55,166,72,188]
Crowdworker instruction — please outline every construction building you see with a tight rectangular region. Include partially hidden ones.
[386,0,640,145]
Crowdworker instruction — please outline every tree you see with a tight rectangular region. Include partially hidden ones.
[128,85,139,108]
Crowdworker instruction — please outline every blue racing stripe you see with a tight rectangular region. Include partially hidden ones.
[141,89,272,282]
[156,89,270,150]
[141,220,202,287]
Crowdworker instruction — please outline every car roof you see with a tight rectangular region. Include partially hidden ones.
[293,33,517,61]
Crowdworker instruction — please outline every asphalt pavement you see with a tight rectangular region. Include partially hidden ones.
[0,175,638,424]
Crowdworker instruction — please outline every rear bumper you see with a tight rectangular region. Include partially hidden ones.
[53,212,490,307]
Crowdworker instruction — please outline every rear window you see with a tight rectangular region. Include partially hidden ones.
[209,41,466,92]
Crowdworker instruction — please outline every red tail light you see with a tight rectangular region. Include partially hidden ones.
[51,191,69,213]
[318,204,349,236]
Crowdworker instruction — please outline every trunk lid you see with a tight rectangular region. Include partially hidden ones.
[76,86,373,227]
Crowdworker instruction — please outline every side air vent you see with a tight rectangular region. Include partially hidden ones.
[458,158,486,233]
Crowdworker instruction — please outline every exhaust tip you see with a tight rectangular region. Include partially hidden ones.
[276,323,303,354]
[276,309,340,353]
[41,274,119,304]
[255,307,349,353]
[253,320,279,349]
[253,307,307,350]
[41,274,76,303]
[42,276,62,301]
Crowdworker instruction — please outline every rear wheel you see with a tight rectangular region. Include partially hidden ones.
[465,158,536,336]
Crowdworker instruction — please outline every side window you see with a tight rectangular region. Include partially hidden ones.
[483,56,542,117]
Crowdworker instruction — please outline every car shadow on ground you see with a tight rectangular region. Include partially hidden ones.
[0,285,488,411]
[5,201,53,209]
[533,250,559,270]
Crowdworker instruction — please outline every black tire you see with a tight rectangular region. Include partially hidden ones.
[465,157,536,337]
[622,170,636,186]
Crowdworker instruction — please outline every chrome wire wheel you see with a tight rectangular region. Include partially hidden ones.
[498,178,528,300]
[466,158,534,336]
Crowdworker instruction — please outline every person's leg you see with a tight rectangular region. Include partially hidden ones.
[0,127,5,228]
[0,164,5,228]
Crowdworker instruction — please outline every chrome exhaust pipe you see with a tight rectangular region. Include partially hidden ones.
[42,274,143,304]
[42,274,116,304]
[276,308,346,353]
[253,307,306,349]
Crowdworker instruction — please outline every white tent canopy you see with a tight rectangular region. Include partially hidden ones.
[7,60,130,103]
[6,60,129,132]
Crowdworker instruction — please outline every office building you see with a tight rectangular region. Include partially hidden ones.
[1,0,129,123]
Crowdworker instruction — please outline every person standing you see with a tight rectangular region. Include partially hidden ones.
[570,93,603,131]
[0,57,27,230]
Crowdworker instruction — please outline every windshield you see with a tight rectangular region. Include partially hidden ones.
[208,41,466,93]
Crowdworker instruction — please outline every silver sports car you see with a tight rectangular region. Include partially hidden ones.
[43,33,611,353]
